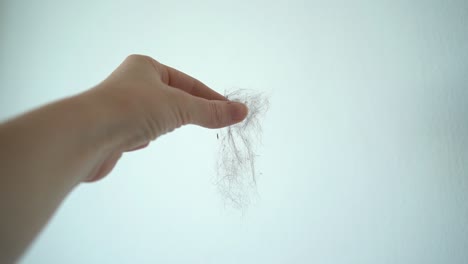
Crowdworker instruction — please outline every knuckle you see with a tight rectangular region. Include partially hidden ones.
[124,54,161,76]
[126,54,156,64]
[126,54,143,61]
[175,93,191,126]
[209,101,224,126]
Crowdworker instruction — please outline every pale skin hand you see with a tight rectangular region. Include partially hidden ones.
[0,54,248,263]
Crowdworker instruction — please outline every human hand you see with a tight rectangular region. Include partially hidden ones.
[81,55,248,182]
[0,54,249,261]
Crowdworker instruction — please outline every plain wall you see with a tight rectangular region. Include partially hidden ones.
[1,0,468,263]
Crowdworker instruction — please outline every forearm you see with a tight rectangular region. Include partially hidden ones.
[0,91,112,263]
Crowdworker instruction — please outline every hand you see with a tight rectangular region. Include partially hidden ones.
[82,54,248,182]
[0,54,249,262]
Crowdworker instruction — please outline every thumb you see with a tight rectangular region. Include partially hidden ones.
[185,96,249,128]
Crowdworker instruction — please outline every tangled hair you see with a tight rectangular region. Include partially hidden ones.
[215,89,269,209]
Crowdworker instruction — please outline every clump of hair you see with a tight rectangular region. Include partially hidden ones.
[215,89,269,209]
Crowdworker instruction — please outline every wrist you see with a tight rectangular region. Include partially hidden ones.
[77,84,151,153]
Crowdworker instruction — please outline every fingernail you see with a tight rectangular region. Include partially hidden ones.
[229,102,248,122]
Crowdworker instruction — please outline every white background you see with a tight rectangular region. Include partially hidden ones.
[1,0,468,263]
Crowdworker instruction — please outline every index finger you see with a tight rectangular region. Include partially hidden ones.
[156,61,227,101]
